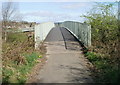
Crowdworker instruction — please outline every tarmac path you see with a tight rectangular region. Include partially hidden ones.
[36,27,93,83]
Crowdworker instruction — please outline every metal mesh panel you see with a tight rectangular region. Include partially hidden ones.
[61,21,91,47]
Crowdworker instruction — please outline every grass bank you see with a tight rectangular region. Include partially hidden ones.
[2,32,45,84]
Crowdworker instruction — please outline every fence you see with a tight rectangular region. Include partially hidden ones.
[55,21,91,47]
[35,22,55,49]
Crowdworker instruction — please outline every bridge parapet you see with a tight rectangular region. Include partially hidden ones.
[35,22,55,49]
[55,21,91,47]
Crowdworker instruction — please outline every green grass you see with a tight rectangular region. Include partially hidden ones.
[85,51,120,83]
[3,52,41,84]
[7,32,28,43]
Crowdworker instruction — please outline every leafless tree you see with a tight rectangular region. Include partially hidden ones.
[2,2,20,41]
[2,2,17,27]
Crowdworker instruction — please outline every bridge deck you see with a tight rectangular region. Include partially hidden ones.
[36,27,93,83]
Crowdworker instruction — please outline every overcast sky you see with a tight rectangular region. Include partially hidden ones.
[0,0,118,23]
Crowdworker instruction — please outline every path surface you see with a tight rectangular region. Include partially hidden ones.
[37,27,93,83]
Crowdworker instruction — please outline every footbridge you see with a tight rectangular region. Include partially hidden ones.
[35,21,91,49]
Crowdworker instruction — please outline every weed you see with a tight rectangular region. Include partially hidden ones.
[85,52,101,62]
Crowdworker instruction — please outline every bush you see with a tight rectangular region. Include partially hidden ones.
[82,3,119,83]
